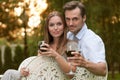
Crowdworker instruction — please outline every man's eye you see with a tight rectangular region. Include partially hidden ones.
[72,18,78,21]
[65,18,70,21]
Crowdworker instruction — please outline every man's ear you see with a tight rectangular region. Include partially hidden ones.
[83,15,86,22]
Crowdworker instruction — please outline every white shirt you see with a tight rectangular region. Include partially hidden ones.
[67,23,106,63]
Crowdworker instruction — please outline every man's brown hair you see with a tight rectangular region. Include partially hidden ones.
[63,1,86,17]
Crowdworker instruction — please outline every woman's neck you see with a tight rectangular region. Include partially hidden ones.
[50,38,59,50]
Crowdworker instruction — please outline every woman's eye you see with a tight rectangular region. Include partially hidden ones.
[57,22,62,26]
[49,23,54,27]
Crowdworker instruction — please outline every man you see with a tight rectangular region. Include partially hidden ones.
[63,0,107,78]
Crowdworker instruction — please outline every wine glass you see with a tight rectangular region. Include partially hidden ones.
[66,40,79,75]
[38,41,47,52]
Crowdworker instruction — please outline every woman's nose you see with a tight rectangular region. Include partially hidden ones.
[54,25,58,29]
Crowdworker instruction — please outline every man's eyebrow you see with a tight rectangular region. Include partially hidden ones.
[65,17,69,19]
[65,17,78,19]
[65,17,70,20]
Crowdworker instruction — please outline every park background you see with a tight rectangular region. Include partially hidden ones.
[0,0,120,80]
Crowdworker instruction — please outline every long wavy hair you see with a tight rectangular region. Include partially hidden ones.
[44,11,68,54]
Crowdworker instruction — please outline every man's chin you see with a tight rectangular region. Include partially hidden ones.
[70,30,75,33]
[69,30,78,34]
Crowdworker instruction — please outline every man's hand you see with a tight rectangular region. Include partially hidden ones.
[67,51,87,67]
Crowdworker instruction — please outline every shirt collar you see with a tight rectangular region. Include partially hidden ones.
[67,23,88,40]
[76,23,88,40]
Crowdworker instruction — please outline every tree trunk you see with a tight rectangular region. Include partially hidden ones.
[111,62,115,79]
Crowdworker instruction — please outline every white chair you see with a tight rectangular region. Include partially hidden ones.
[0,75,3,80]
[18,56,69,80]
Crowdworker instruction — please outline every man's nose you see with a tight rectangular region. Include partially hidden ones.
[69,20,73,25]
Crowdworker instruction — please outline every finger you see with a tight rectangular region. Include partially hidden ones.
[40,47,48,51]
[70,62,80,66]
[41,52,49,55]
[43,43,50,48]
[22,67,26,70]
[67,56,81,60]
[71,52,81,56]
[40,50,51,55]
[40,48,55,57]
[23,71,29,76]
[47,54,52,57]
[67,56,84,64]
[69,57,85,67]
[68,58,80,63]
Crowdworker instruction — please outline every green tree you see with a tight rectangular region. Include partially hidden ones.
[13,45,24,69]
[3,45,13,71]
[0,48,2,73]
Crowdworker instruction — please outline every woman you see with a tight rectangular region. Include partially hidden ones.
[18,11,75,80]
[1,11,73,80]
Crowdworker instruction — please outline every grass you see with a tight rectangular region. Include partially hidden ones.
[108,73,120,80]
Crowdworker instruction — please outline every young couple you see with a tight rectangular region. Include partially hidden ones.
[1,1,108,80]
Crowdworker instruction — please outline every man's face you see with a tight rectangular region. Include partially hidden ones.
[65,7,86,34]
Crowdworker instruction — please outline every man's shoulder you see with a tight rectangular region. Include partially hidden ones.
[83,29,103,42]
[82,29,104,48]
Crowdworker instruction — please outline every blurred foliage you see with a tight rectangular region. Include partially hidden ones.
[0,48,2,73]
[108,73,120,80]
[0,1,22,41]
[0,38,7,45]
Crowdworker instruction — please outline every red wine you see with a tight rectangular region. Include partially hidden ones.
[39,45,47,52]
[65,50,75,57]
[38,41,47,52]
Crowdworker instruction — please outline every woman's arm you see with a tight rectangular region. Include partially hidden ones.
[38,43,76,74]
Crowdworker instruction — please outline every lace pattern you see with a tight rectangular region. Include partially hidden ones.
[21,56,69,80]
[72,67,107,80]
[20,56,107,80]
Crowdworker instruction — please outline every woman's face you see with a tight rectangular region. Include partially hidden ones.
[48,16,64,39]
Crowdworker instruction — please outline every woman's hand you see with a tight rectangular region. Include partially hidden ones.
[39,43,59,58]
[20,67,29,77]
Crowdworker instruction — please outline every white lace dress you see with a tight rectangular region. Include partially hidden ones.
[18,56,107,80]
[71,67,108,80]
[18,56,69,80]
